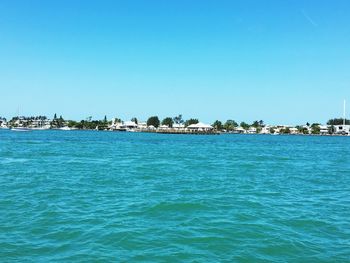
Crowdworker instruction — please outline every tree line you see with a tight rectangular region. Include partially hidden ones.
[3,113,350,132]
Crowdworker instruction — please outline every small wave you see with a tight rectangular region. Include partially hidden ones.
[0,158,29,164]
[146,202,209,214]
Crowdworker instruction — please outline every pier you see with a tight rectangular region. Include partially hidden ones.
[140,129,220,135]
[156,129,220,135]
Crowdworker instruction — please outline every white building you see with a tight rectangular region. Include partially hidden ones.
[30,119,51,129]
[260,126,271,134]
[120,121,138,130]
[109,118,122,130]
[289,127,299,134]
[247,127,257,134]
[234,127,246,134]
[187,122,213,131]
[158,125,169,130]
[109,119,137,131]
[319,125,329,135]
[333,125,350,135]
[138,122,147,129]
[0,118,8,128]
[173,123,185,129]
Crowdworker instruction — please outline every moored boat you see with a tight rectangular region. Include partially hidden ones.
[11,127,32,132]
[59,126,72,131]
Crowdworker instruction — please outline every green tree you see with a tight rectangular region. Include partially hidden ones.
[296,125,303,133]
[302,127,309,134]
[280,127,291,134]
[252,120,264,128]
[185,118,199,127]
[68,120,78,128]
[173,114,184,124]
[114,117,122,123]
[51,113,61,128]
[131,117,138,124]
[161,117,174,127]
[212,120,223,130]
[223,120,238,131]
[327,118,350,125]
[147,116,160,128]
[252,121,260,128]
[311,123,320,134]
[240,122,250,130]
[75,121,84,129]
[58,115,64,127]
[104,115,108,123]
[269,127,275,134]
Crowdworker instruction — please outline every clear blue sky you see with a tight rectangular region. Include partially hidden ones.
[0,0,349,124]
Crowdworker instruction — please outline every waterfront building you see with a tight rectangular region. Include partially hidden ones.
[30,118,51,129]
[14,117,28,127]
[333,125,350,135]
[234,127,246,134]
[109,118,123,130]
[260,126,271,134]
[0,117,8,128]
[138,122,147,130]
[302,125,311,134]
[319,125,329,135]
[186,122,213,131]
[173,123,185,129]
[247,127,257,134]
[289,127,299,134]
[120,121,138,130]
[158,125,169,130]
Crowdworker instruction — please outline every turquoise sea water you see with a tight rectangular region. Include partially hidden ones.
[0,130,349,262]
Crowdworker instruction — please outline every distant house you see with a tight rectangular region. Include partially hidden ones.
[302,125,311,134]
[333,125,350,135]
[234,127,246,134]
[0,117,7,128]
[187,122,213,131]
[120,121,138,130]
[247,127,257,134]
[260,126,271,134]
[138,122,147,129]
[173,123,185,129]
[31,118,51,129]
[158,125,169,130]
[289,127,299,134]
[109,118,122,130]
[319,125,329,135]
[14,117,28,127]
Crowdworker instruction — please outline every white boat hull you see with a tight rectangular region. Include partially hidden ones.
[11,127,31,132]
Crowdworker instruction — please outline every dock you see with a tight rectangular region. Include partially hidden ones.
[142,129,220,135]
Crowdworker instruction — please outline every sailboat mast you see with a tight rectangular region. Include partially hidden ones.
[344,100,346,126]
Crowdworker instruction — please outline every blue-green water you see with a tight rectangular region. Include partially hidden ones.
[1,130,349,262]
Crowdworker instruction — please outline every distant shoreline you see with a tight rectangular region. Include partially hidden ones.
[1,127,350,137]
[1,115,349,136]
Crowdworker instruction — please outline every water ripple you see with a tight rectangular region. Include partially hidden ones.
[0,131,349,261]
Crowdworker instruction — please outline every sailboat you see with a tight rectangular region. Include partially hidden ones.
[10,107,32,132]
[344,100,350,136]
